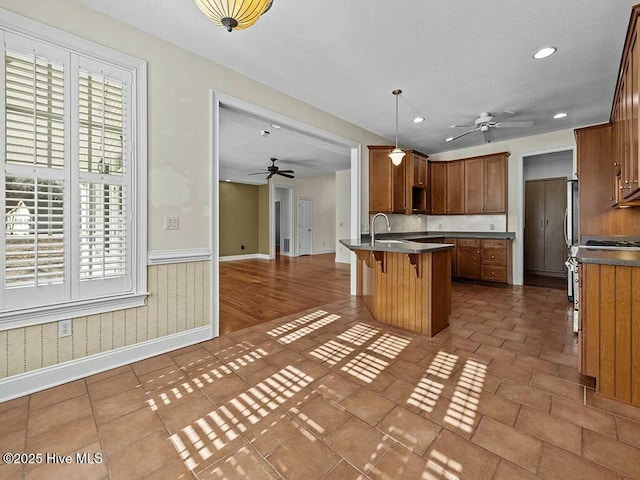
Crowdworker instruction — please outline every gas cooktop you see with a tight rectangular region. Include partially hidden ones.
[582,239,640,249]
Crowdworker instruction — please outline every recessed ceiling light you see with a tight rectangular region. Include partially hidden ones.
[271,124,281,129]
[413,116,425,123]
[533,47,557,59]
[553,112,568,119]
[446,137,454,142]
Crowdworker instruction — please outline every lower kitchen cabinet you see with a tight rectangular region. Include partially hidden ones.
[444,238,458,277]
[580,262,640,407]
[454,238,512,284]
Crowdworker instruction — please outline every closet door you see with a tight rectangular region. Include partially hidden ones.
[544,178,568,273]
[525,181,546,273]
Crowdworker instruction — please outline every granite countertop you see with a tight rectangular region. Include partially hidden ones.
[360,231,516,241]
[577,248,640,267]
[340,238,454,254]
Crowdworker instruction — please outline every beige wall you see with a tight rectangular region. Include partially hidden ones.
[294,174,337,254]
[219,182,260,256]
[0,261,210,379]
[258,185,270,255]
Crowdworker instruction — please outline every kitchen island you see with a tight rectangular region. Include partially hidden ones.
[340,239,454,337]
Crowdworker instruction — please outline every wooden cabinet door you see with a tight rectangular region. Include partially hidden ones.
[430,162,447,214]
[457,246,481,280]
[414,155,428,187]
[446,161,465,214]
[627,28,640,198]
[369,146,393,213]
[391,160,407,213]
[484,154,508,213]
[464,158,484,213]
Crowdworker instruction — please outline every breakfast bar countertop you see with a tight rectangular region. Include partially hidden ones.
[339,238,455,254]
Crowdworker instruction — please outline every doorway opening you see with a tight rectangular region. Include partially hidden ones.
[523,150,572,290]
[274,185,294,257]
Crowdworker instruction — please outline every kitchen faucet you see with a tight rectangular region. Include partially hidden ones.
[370,213,391,244]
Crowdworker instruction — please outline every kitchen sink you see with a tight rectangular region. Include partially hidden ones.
[374,239,406,244]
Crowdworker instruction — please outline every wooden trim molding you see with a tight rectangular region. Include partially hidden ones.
[147,249,212,265]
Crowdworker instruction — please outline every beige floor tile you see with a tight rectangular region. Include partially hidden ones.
[29,380,87,411]
[200,374,251,405]
[86,371,141,403]
[27,416,98,458]
[585,390,640,422]
[377,405,440,455]
[92,386,149,425]
[197,445,279,480]
[268,428,340,480]
[515,406,582,456]
[341,388,396,426]
[538,443,621,480]
[474,344,516,363]
[144,459,194,480]
[424,429,500,480]
[512,354,559,376]
[469,331,505,348]
[290,393,351,439]
[487,359,533,384]
[323,460,368,480]
[616,415,640,448]
[97,406,165,455]
[493,460,541,480]
[24,441,107,480]
[0,403,29,435]
[550,396,617,438]
[0,463,22,480]
[497,378,552,413]
[540,350,578,368]
[85,365,131,384]
[583,429,640,478]
[130,354,178,377]
[311,372,360,402]
[243,408,303,456]
[28,395,93,437]
[325,416,391,472]
[368,443,428,480]
[471,416,541,473]
[158,395,217,434]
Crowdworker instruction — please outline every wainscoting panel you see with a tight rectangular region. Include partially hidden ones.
[0,260,211,380]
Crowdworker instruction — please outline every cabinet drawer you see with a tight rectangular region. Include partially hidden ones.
[481,239,507,250]
[481,265,507,283]
[481,247,506,265]
[457,238,480,248]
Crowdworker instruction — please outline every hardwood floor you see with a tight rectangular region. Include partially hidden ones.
[219,253,350,334]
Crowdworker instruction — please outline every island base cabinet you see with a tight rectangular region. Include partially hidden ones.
[356,250,451,337]
[580,263,640,407]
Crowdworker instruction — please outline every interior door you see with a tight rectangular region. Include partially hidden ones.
[544,178,568,273]
[525,180,545,272]
[298,197,312,256]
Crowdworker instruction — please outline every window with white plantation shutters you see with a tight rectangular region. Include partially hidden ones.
[78,71,127,282]
[0,19,146,328]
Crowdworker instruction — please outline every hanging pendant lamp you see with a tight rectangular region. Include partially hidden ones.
[194,0,274,32]
[389,89,406,166]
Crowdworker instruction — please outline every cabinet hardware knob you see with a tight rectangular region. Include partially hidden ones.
[491,272,495,275]
[476,250,480,254]
[614,162,619,166]
[610,197,613,200]
[491,255,495,259]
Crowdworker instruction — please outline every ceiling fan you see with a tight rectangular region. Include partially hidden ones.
[446,112,534,143]
[248,158,295,179]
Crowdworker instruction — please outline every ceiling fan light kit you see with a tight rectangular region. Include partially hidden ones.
[389,89,406,166]
[194,0,273,32]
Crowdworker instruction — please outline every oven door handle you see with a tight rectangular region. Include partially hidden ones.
[563,208,570,248]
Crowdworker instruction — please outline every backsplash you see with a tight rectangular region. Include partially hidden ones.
[364,214,429,233]
[427,215,507,232]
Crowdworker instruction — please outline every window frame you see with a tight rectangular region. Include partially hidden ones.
[0,9,147,331]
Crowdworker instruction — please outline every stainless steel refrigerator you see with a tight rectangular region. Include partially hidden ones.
[565,179,578,302]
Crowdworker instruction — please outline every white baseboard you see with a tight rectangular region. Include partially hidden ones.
[219,253,270,262]
[0,325,213,403]
[312,249,336,255]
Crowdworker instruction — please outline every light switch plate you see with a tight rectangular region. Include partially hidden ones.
[164,216,179,230]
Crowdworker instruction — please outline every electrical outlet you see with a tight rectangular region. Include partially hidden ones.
[241,245,245,250]
[490,223,495,231]
[164,216,179,230]
[58,319,72,338]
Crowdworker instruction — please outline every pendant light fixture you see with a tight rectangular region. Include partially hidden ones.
[389,89,406,166]
[194,0,274,32]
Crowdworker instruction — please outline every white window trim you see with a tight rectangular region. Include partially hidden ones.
[0,9,147,332]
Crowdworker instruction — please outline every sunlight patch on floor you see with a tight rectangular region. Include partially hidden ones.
[366,332,411,359]
[309,340,354,366]
[266,310,328,337]
[425,448,462,480]
[341,352,388,383]
[443,359,486,433]
[337,323,380,346]
[277,314,339,344]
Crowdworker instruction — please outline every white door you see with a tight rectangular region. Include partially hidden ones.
[298,197,312,256]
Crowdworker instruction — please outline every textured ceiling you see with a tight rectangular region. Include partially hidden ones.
[75,0,635,155]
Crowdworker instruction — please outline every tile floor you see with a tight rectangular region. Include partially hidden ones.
[2,282,640,479]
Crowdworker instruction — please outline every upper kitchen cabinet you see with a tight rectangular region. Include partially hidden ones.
[611,6,640,201]
[430,162,447,214]
[368,146,429,214]
[446,160,465,214]
[431,153,508,215]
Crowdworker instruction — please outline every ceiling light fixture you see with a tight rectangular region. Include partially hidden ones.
[445,137,454,142]
[194,0,273,32]
[553,112,568,119]
[533,47,557,59]
[271,123,281,128]
[413,116,425,123]
[389,90,406,166]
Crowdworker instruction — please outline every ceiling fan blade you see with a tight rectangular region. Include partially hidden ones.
[446,128,479,142]
[482,128,495,143]
[277,169,295,174]
[497,121,534,128]
[266,172,275,180]
[277,172,295,179]
[248,172,268,175]
[450,124,475,128]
